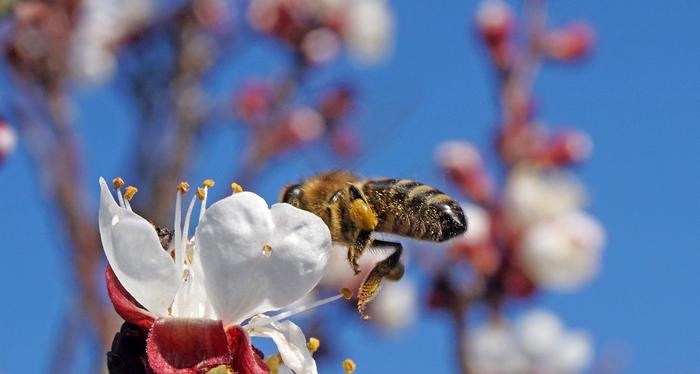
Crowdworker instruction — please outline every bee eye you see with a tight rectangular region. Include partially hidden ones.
[281,184,303,205]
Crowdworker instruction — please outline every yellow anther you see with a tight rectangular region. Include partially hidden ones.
[343,359,356,374]
[265,354,283,374]
[112,177,125,189]
[230,182,243,193]
[177,181,190,194]
[197,187,206,201]
[124,186,138,201]
[202,179,215,188]
[340,288,353,300]
[307,337,320,353]
[262,244,272,257]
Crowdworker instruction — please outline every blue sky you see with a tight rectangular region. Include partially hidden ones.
[1,1,700,373]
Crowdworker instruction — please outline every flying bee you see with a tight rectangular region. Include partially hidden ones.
[280,170,468,318]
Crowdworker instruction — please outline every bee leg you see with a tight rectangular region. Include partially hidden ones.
[348,230,372,274]
[357,240,404,320]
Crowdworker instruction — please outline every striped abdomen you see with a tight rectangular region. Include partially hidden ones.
[361,179,467,242]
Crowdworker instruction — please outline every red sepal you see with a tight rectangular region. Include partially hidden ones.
[146,318,231,374]
[226,325,270,374]
[106,266,157,330]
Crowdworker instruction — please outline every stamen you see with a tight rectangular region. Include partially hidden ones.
[343,359,356,374]
[174,186,183,274]
[244,292,346,330]
[124,186,138,201]
[231,182,243,193]
[112,177,125,189]
[307,337,320,353]
[340,288,353,300]
[262,244,272,258]
[177,181,190,194]
[196,187,206,201]
[116,188,126,208]
[198,186,209,222]
[202,179,215,188]
[181,193,198,265]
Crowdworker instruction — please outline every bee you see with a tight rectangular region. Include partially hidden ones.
[281,170,468,318]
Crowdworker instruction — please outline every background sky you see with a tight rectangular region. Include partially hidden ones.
[1,1,700,373]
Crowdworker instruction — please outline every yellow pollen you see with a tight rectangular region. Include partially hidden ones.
[340,288,353,300]
[262,244,272,257]
[124,186,138,201]
[265,354,283,374]
[202,179,215,188]
[177,181,190,194]
[112,177,125,189]
[343,359,356,374]
[197,187,206,201]
[231,182,243,193]
[307,337,320,353]
[167,307,173,317]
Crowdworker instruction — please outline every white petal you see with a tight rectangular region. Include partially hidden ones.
[515,309,564,358]
[194,193,330,324]
[250,318,317,374]
[170,264,218,319]
[98,178,180,316]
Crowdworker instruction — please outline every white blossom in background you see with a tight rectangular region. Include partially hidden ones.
[467,323,529,374]
[343,0,394,63]
[520,210,605,290]
[70,0,154,83]
[458,202,491,245]
[0,121,17,159]
[503,167,585,228]
[369,278,418,331]
[468,309,593,374]
[515,309,593,374]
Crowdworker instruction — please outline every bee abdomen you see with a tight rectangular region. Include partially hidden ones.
[363,179,467,242]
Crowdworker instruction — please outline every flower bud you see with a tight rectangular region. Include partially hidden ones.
[544,21,595,61]
[234,82,272,123]
[540,130,592,166]
[435,141,494,203]
[475,0,515,47]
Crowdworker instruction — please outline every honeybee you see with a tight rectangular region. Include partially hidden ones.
[281,170,468,318]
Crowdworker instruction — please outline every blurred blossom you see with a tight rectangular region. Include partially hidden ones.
[301,28,342,64]
[235,81,274,123]
[343,0,394,63]
[458,203,491,246]
[520,211,605,290]
[503,167,585,228]
[247,0,393,64]
[544,21,595,61]
[470,310,593,374]
[435,141,493,203]
[0,120,17,162]
[70,0,154,83]
[368,278,418,331]
[475,0,514,46]
[467,323,529,374]
[541,130,593,166]
[286,107,325,143]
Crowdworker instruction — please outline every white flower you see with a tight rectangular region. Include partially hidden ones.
[470,310,594,374]
[515,309,593,374]
[467,323,529,374]
[503,167,586,228]
[369,278,418,331]
[343,0,394,63]
[98,177,332,374]
[520,210,605,290]
[458,203,491,245]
